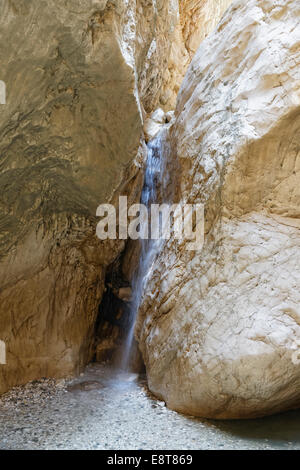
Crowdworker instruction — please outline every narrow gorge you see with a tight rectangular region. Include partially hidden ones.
[0,0,300,451]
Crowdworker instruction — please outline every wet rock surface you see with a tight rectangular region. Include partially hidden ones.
[0,363,299,450]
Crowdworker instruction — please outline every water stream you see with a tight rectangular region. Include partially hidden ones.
[121,134,165,371]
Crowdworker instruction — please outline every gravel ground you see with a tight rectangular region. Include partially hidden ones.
[0,363,299,450]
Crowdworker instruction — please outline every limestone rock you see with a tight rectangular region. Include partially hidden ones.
[136,0,300,419]
[108,285,132,302]
[95,325,120,362]
[144,108,166,142]
[180,0,234,57]
[160,0,233,109]
[0,0,179,395]
[165,111,175,123]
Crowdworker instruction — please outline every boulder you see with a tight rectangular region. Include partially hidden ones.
[136,0,300,419]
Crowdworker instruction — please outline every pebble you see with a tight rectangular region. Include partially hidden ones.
[0,363,299,450]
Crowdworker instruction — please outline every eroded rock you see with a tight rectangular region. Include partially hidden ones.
[0,0,180,395]
[144,108,166,142]
[160,0,233,109]
[136,0,300,419]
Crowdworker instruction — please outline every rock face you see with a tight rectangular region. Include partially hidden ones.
[160,0,233,109]
[0,0,181,395]
[136,0,300,419]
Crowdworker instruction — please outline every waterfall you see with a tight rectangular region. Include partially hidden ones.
[120,133,165,371]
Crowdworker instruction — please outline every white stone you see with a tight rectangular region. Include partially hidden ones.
[136,0,300,419]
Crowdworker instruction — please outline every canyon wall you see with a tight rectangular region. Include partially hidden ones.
[0,0,184,394]
[160,0,233,109]
[136,0,300,419]
[0,0,232,395]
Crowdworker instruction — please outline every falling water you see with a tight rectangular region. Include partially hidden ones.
[121,133,165,371]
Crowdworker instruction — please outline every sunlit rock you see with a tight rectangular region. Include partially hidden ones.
[136,0,300,419]
[160,0,233,109]
[144,108,166,142]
